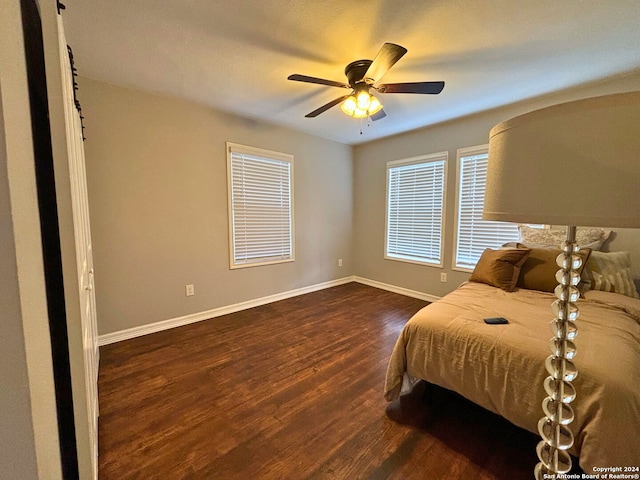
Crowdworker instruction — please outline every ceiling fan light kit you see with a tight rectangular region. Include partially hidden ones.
[341,92,383,118]
[288,43,444,124]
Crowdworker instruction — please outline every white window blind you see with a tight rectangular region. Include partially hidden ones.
[454,146,519,270]
[227,143,294,268]
[386,153,447,266]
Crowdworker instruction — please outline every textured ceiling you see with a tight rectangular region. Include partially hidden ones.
[62,0,640,145]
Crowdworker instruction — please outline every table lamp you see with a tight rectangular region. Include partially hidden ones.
[483,91,640,478]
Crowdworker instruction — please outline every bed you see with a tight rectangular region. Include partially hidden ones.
[384,248,640,474]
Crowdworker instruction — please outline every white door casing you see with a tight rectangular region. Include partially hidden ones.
[57,14,99,480]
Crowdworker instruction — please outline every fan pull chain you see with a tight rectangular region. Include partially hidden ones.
[359,115,374,135]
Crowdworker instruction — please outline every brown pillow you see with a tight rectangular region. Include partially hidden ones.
[470,248,531,292]
[517,247,592,292]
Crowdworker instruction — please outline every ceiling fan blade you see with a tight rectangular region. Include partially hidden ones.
[288,74,349,89]
[378,81,445,94]
[305,95,350,118]
[371,109,387,121]
[363,43,407,83]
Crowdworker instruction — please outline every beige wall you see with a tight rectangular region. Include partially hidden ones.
[353,72,640,298]
[80,78,354,335]
[81,71,640,336]
[0,50,40,480]
[0,1,62,478]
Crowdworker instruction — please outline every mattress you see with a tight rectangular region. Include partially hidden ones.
[384,281,640,473]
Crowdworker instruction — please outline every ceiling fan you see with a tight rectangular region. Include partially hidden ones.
[288,43,444,120]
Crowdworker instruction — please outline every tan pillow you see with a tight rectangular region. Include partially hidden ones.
[517,247,592,292]
[470,248,531,292]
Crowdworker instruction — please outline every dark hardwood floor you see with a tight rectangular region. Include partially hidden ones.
[98,282,540,479]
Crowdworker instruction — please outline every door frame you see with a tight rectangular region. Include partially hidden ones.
[20,0,79,477]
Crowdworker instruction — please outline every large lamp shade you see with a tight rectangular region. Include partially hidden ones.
[483,91,640,478]
[484,91,640,228]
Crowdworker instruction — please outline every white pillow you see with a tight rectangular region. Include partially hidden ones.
[518,225,611,250]
[584,251,639,299]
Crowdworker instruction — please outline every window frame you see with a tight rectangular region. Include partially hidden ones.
[226,142,295,269]
[452,144,520,272]
[384,151,448,268]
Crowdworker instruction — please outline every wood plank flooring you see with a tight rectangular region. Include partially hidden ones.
[98,282,541,479]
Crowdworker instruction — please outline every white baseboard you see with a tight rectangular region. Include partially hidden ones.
[98,275,440,346]
[98,276,354,345]
[353,276,441,303]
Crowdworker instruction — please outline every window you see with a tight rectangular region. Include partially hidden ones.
[454,145,519,270]
[227,143,294,268]
[385,152,447,266]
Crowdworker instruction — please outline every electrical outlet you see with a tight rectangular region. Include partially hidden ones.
[185,284,195,296]
[440,272,447,283]
[338,258,343,267]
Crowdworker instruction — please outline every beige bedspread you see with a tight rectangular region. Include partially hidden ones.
[384,282,640,473]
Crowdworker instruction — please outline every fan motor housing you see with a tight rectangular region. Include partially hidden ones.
[345,60,373,87]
